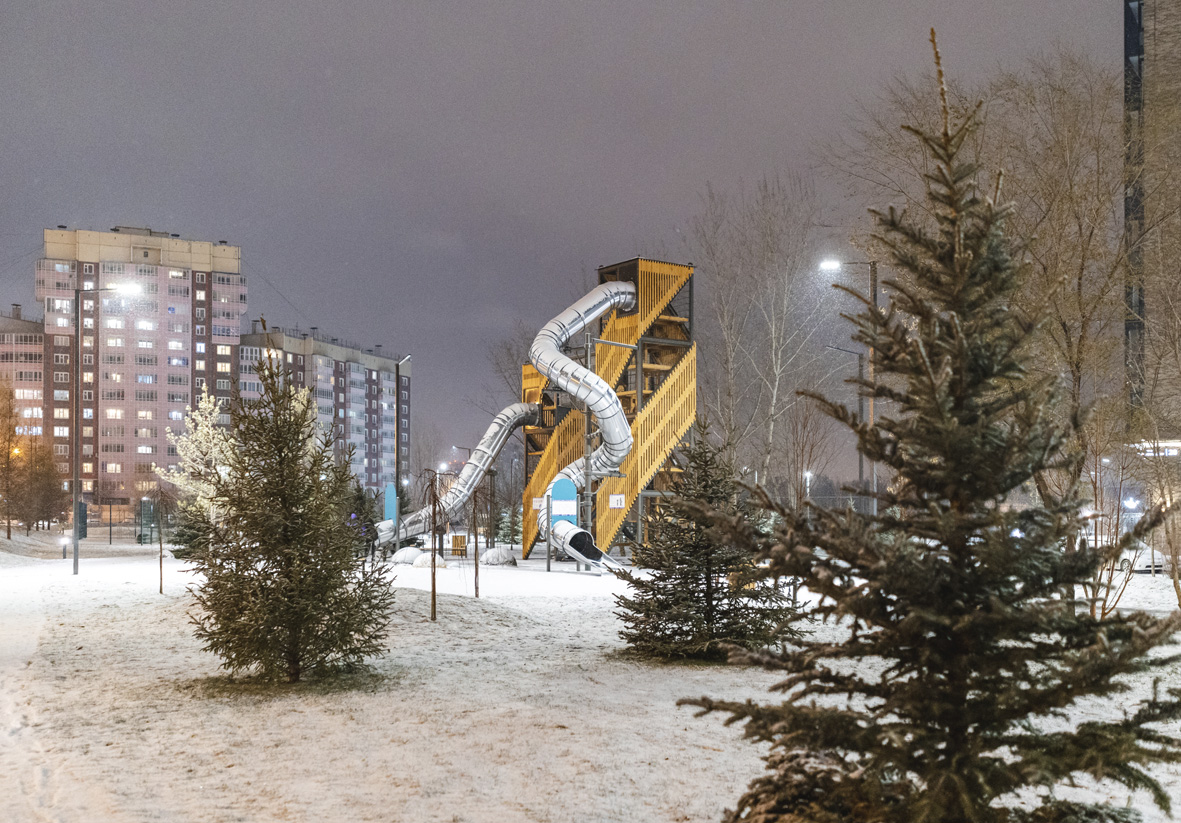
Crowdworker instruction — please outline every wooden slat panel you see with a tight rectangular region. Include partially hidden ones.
[596,345,696,549]
[521,410,585,556]
[521,364,546,404]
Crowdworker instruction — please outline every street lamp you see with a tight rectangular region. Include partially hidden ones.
[72,280,140,575]
[804,470,813,503]
[820,258,879,516]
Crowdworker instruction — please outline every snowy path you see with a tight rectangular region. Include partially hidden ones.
[0,551,779,822]
[2,545,1180,822]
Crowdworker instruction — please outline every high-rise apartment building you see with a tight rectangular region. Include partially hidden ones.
[238,323,411,492]
[0,226,410,516]
[0,305,48,440]
[1124,0,1181,403]
[33,227,244,512]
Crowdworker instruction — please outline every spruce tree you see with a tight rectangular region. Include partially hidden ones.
[684,37,1181,822]
[188,356,395,683]
[496,502,522,545]
[615,420,797,661]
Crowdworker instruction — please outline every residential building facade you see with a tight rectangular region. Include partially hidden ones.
[238,324,411,492]
[30,227,245,514]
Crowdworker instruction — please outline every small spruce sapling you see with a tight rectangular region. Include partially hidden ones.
[615,420,798,661]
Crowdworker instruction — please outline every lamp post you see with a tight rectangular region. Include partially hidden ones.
[72,280,140,575]
[5,446,18,540]
[820,258,879,516]
[392,354,410,549]
[827,345,866,509]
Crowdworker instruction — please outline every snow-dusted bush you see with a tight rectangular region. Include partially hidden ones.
[479,546,517,566]
[390,547,422,565]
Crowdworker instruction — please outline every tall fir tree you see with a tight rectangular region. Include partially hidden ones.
[615,420,798,661]
[684,35,1181,823]
[188,355,395,683]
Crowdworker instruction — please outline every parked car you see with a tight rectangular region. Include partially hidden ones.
[1118,542,1174,575]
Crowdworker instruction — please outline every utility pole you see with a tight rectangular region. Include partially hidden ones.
[582,332,595,570]
[868,260,878,516]
[472,484,480,598]
[429,469,438,622]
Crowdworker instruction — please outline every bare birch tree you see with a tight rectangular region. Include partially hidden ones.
[683,174,825,487]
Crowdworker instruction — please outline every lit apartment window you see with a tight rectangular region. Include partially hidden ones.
[105,318,124,329]
[53,426,68,437]
[216,345,231,356]
[195,342,205,353]
[137,410,153,420]
[216,362,231,373]
[107,337,124,347]
[53,408,68,419]
[195,360,205,370]
[105,408,124,419]
[168,340,184,350]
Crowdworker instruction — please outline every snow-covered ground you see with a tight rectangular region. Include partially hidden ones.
[1,535,1179,822]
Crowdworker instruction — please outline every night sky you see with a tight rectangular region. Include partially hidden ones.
[0,1,1115,451]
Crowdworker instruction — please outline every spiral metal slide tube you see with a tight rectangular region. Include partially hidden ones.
[530,281,637,569]
[375,280,637,571]
[375,402,539,546]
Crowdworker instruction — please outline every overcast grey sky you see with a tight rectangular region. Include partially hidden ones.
[0,1,1116,450]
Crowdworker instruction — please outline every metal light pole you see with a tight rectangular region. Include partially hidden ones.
[820,258,879,516]
[72,280,140,574]
[5,446,18,540]
[827,345,866,508]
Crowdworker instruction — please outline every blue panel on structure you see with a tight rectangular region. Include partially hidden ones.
[384,483,397,521]
[550,478,578,526]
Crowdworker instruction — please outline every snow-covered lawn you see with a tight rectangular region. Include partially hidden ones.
[1,536,1179,822]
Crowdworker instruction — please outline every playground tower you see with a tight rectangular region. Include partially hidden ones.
[519,257,696,557]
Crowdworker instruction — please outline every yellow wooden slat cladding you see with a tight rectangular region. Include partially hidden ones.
[520,410,585,556]
[596,344,697,550]
[521,364,546,404]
